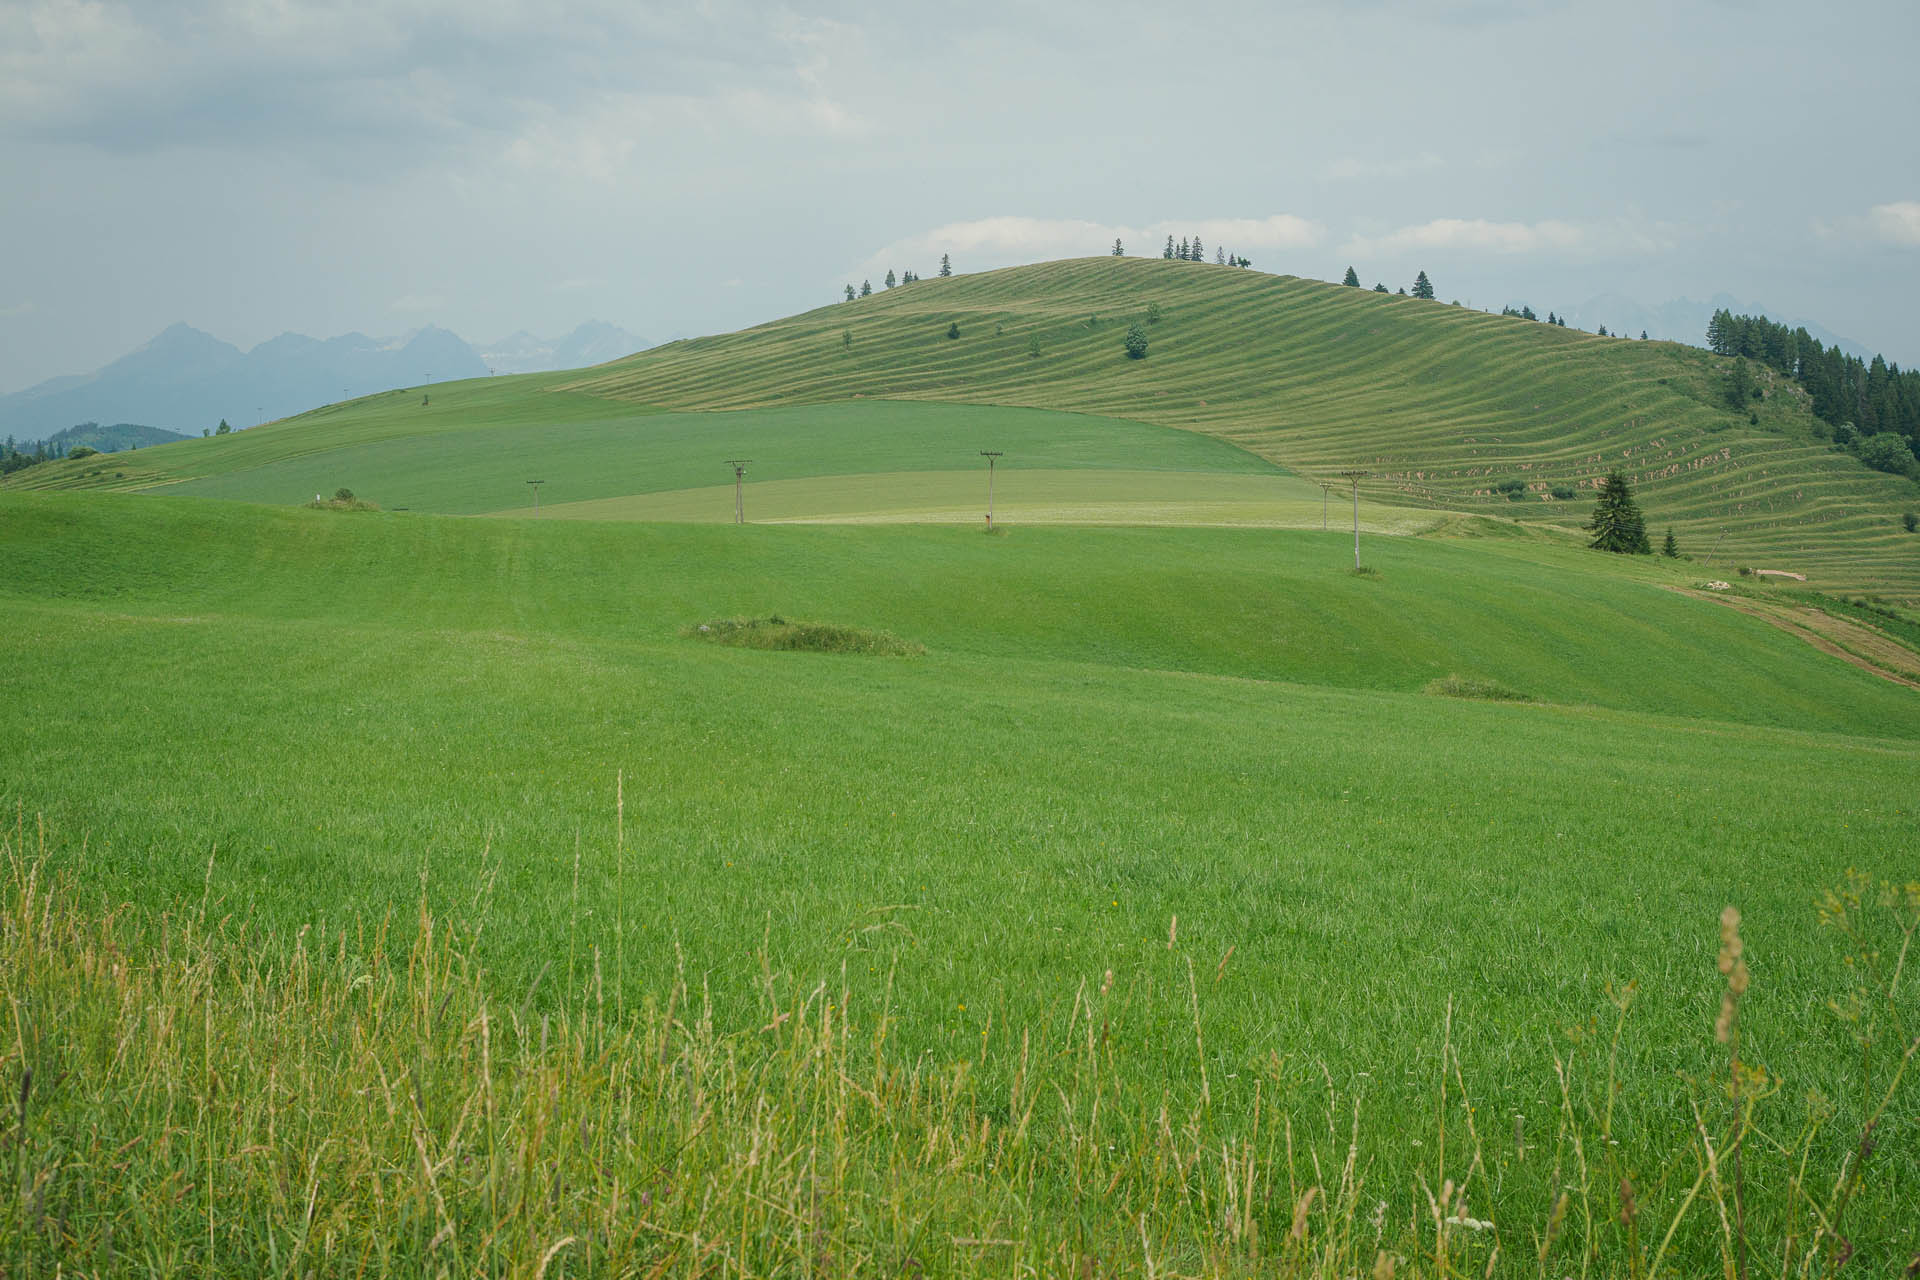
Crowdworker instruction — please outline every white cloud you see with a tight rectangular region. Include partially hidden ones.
[857,214,1324,278]
[1337,215,1678,261]
[1342,218,1587,257]
[1869,202,1920,245]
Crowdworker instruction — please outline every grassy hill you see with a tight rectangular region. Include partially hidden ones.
[10,257,1916,598]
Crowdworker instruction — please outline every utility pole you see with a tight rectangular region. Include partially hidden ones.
[1338,470,1372,569]
[526,479,544,515]
[726,460,751,524]
[980,451,1003,526]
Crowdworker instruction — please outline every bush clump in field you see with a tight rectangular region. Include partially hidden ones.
[688,616,924,656]
[1424,673,1533,701]
[304,487,380,512]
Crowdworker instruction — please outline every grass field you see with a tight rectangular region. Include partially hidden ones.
[3,492,1917,1274]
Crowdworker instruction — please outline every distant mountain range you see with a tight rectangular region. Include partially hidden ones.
[0,321,648,441]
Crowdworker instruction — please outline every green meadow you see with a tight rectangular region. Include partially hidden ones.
[3,492,1917,1275]
[3,258,1918,1275]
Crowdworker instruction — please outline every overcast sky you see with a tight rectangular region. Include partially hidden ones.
[2,0,1916,393]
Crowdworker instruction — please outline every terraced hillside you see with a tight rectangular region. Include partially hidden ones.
[11,257,1917,597]
[564,258,1919,595]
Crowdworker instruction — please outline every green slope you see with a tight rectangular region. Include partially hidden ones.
[5,492,1913,736]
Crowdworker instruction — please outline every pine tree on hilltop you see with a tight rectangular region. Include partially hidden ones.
[1373,282,1388,293]
[884,269,896,288]
[939,254,952,277]
[860,279,872,297]
[844,284,855,302]
[1112,238,1124,256]
[1191,235,1204,262]
[1411,270,1435,299]
[1343,266,1360,287]
[1215,246,1225,265]
[1587,471,1652,554]
[1164,235,1176,259]
[1179,237,1190,260]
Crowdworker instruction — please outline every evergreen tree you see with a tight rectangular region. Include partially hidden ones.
[860,279,872,297]
[939,254,952,277]
[1597,324,1609,336]
[1373,282,1388,293]
[1662,528,1679,558]
[1178,237,1190,260]
[1396,286,1407,295]
[1725,358,1752,410]
[844,284,855,302]
[1164,235,1176,259]
[1587,471,1651,554]
[1520,305,1536,321]
[1547,312,1558,325]
[1343,266,1361,287]
[1191,235,1204,262]
[1123,322,1149,360]
[1112,238,1124,256]
[1215,247,1225,265]
[884,269,896,288]
[1411,270,1435,300]
[1640,330,1649,340]
[946,321,960,339]
[215,419,231,435]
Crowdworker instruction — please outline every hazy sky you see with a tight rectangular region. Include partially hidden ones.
[3,0,1916,393]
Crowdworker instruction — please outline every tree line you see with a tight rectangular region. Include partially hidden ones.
[1707,309,1919,461]
[843,255,950,302]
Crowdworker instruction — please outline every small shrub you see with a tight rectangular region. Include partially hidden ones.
[1123,322,1149,360]
[1550,485,1576,501]
[945,322,960,340]
[1026,336,1041,358]
[1904,511,1918,533]
[335,487,355,501]
[68,445,100,459]
[1738,565,1752,576]
[1146,301,1162,324]
[1424,674,1532,702]
[688,617,924,657]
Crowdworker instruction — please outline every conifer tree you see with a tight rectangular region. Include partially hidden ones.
[1179,237,1190,260]
[946,321,960,339]
[1662,528,1679,557]
[1112,238,1124,256]
[1191,235,1204,262]
[1373,282,1388,293]
[844,284,855,302]
[1216,247,1225,265]
[1411,270,1435,299]
[1343,267,1360,287]
[939,254,952,277]
[1547,312,1557,325]
[1164,235,1176,259]
[1640,330,1649,340]
[860,279,872,297]
[1123,322,1149,360]
[884,269,896,288]
[1587,471,1651,554]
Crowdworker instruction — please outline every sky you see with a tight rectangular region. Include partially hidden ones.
[2,0,1916,393]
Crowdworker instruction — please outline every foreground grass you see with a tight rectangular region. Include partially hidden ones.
[4,827,1914,1277]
